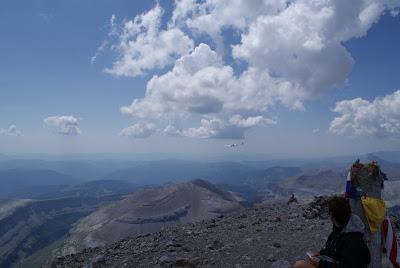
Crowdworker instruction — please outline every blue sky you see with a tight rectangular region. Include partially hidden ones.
[1,0,400,158]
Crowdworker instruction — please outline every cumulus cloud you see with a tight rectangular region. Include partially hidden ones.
[229,115,276,128]
[177,115,275,139]
[44,116,81,136]
[0,125,22,136]
[182,118,253,139]
[231,0,385,98]
[329,90,400,136]
[171,0,288,51]
[104,5,194,77]
[120,44,231,119]
[163,124,183,137]
[102,0,400,139]
[120,122,157,138]
[181,118,245,139]
[120,44,300,120]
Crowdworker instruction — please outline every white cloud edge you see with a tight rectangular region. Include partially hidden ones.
[329,89,400,137]
[0,125,23,137]
[43,115,82,136]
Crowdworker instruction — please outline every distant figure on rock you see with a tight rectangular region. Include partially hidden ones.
[293,196,370,268]
[287,194,298,205]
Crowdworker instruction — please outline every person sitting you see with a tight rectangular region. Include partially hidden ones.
[293,196,370,268]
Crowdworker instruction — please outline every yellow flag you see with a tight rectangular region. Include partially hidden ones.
[361,196,386,233]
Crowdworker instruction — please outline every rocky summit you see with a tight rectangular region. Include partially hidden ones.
[56,179,245,256]
[48,198,336,268]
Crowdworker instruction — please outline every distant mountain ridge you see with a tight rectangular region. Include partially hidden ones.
[57,179,245,255]
[7,180,138,200]
[103,160,266,185]
[0,168,78,198]
[0,159,142,181]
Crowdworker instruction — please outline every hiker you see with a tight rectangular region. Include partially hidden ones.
[293,196,370,268]
[287,194,298,205]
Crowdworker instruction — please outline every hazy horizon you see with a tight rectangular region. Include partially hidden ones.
[1,149,400,163]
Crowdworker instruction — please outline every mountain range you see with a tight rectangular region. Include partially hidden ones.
[0,151,400,267]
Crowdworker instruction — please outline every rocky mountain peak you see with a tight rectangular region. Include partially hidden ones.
[49,195,399,267]
[54,179,245,256]
[48,197,333,267]
[188,179,238,202]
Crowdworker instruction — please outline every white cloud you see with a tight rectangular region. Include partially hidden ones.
[232,1,358,98]
[171,0,288,50]
[0,125,22,137]
[178,115,274,139]
[120,122,157,138]
[120,44,230,119]
[102,0,400,139]
[312,128,320,134]
[104,5,194,77]
[161,114,274,139]
[120,43,302,121]
[163,124,182,137]
[231,0,400,99]
[181,118,244,139]
[329,90,400,137]
[170,0,196,27]
[171,1,399,53]
[44,116,81,136]
[172,0,399,100]
[92,14,117,64]
[229,115,276,128]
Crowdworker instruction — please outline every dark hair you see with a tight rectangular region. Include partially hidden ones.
[328,196,351,226]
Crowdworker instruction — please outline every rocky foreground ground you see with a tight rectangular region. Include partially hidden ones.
[48,197,340,268]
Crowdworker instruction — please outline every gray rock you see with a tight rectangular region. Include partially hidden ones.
[174,257,196,267]
[272,242,281,248]
[159,255,172,264]
[271,260,291,268]
[48,199,337,268]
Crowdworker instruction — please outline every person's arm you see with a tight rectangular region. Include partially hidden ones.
[318,231,341,268]
[319,232,332,256]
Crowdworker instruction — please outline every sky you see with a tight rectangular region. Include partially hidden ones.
[0,0,400,158]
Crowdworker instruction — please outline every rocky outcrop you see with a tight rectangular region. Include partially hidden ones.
[49,199,334,268]
[116,205,191,224]
[302,196,329,219]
